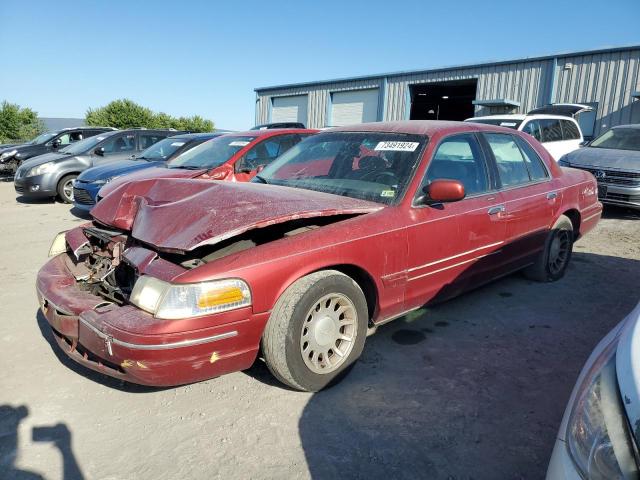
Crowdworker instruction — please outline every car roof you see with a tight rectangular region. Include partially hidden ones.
[466,114,578,122]
[329,120,507,136]
[57,126,117,132]
[167,132,224,141]
[220,128,318,138]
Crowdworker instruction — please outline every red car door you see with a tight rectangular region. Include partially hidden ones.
[481,133,558,270]
[403,133,507,311]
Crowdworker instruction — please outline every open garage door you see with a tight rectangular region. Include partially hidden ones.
[409,80,477,121]
[272,95,308,124]
[331,89,379,126]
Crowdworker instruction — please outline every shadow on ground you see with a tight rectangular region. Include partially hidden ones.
[298,252,640,479]
[36,310,164,393]
[68,207,92,220]
[0,405,84,480]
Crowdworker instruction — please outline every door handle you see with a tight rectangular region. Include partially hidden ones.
[547,191,558,200]
[487,205,506,215]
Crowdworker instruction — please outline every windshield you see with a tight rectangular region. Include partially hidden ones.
[589,128,640,152]
[254,132,427,205]
[138,137,189,160]
[60,133,113,155]
[29,132,57,145]
[466,119,522,129]
[168,135,256,169]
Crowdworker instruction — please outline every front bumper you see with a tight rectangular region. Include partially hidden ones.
[37,254,267,386]
[598,183,640,209]
[14,172,58,198]
[72,180,100,211]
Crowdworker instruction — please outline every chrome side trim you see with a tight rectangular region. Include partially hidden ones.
[407,241,504,273]
[408,250,501,282]
[78,317,238,350]
[582,211,602,223]
[375,305,424,327]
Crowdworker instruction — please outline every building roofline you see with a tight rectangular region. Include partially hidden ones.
[255,44,640,93]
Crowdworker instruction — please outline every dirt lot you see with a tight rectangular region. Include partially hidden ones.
[0,179,639,480]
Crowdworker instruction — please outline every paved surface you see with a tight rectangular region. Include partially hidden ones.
[1,179,639,480]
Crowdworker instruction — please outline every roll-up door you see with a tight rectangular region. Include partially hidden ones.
[271,95,308,124]
[331,89,379,126]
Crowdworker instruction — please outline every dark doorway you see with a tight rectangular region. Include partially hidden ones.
[409,80,478,121]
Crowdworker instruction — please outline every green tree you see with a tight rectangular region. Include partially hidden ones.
[86,99,215,132]
[0,101,45,143]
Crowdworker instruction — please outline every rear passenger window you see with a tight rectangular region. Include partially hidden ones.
[424,134,489,196]
[514,137,549,181]
[561,120,580,140]
[485,133,532,188]
[539,119,563,142]
[139,134,166,150]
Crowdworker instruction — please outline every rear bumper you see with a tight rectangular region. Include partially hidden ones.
[37,254,267,386]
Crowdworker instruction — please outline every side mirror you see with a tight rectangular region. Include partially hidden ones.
[422,179,466,204]
[579,140,590,147]
[52,139,62,148]
[256,164,265,174]
[94,147,105,156]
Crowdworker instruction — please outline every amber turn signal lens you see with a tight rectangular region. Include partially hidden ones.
[197,287,245,308]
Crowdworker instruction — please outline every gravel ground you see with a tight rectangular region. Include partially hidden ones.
[0,179,639,480]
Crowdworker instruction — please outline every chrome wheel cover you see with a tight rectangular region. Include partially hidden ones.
[300,293,357,374]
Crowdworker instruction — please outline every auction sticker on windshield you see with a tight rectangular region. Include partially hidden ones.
[374,141,420,152]
[229,141,250,147]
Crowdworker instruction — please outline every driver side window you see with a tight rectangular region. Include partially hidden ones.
[422,134,489,196]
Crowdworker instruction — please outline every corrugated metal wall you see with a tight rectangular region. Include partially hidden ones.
[256,47,640,134]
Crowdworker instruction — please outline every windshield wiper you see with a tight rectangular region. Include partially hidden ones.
[253,175,269,184]
[171,165,204,170]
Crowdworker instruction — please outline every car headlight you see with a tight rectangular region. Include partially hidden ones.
[27,161,56,177]
[566,337,638,479]
[0,149,17,160]
[130,276,251,319]
[93,176,116,185]
[48,231,69,257]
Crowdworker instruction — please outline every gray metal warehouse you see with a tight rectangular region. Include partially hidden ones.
[255,45,640,138]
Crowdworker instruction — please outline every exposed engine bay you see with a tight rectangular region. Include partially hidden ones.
[68,215,356,305]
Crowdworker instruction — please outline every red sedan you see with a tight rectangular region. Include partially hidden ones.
[96,128,317,200]
[37,121,602,391]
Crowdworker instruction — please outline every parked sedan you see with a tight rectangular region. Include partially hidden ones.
[96,128,317,201]
[37,121,601,391]
[72,132,224,211]
[547,302,640,479]
[559,124,640,210]
[0,126,116,174]
[15,129,179,203]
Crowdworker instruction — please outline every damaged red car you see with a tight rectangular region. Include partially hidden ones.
[37,121,602,391]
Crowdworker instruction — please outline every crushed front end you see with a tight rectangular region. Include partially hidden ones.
[36,224,265,386]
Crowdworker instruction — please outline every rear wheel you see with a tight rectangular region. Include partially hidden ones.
[57,174,77,204]
[524,215,574,282]
[262,270,368,391]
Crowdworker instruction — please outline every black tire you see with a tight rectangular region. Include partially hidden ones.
[524,215,574,282]
[57,174,77,204]
[262,270,368,392]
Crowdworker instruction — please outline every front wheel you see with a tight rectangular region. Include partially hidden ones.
[57,174,77,204]
[524,215,574,282]
[262,270,368,391]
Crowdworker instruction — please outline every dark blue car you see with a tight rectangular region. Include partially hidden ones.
[72,132,223,211]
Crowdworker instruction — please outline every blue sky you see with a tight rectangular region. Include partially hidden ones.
[1,0,638,130]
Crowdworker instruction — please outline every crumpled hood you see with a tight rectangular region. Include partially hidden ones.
[564,147,640,171]
[78,159,164,182]
[91,178,382,252]
[97,166,204,198]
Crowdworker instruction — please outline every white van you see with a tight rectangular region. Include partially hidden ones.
[465,104,592,161]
